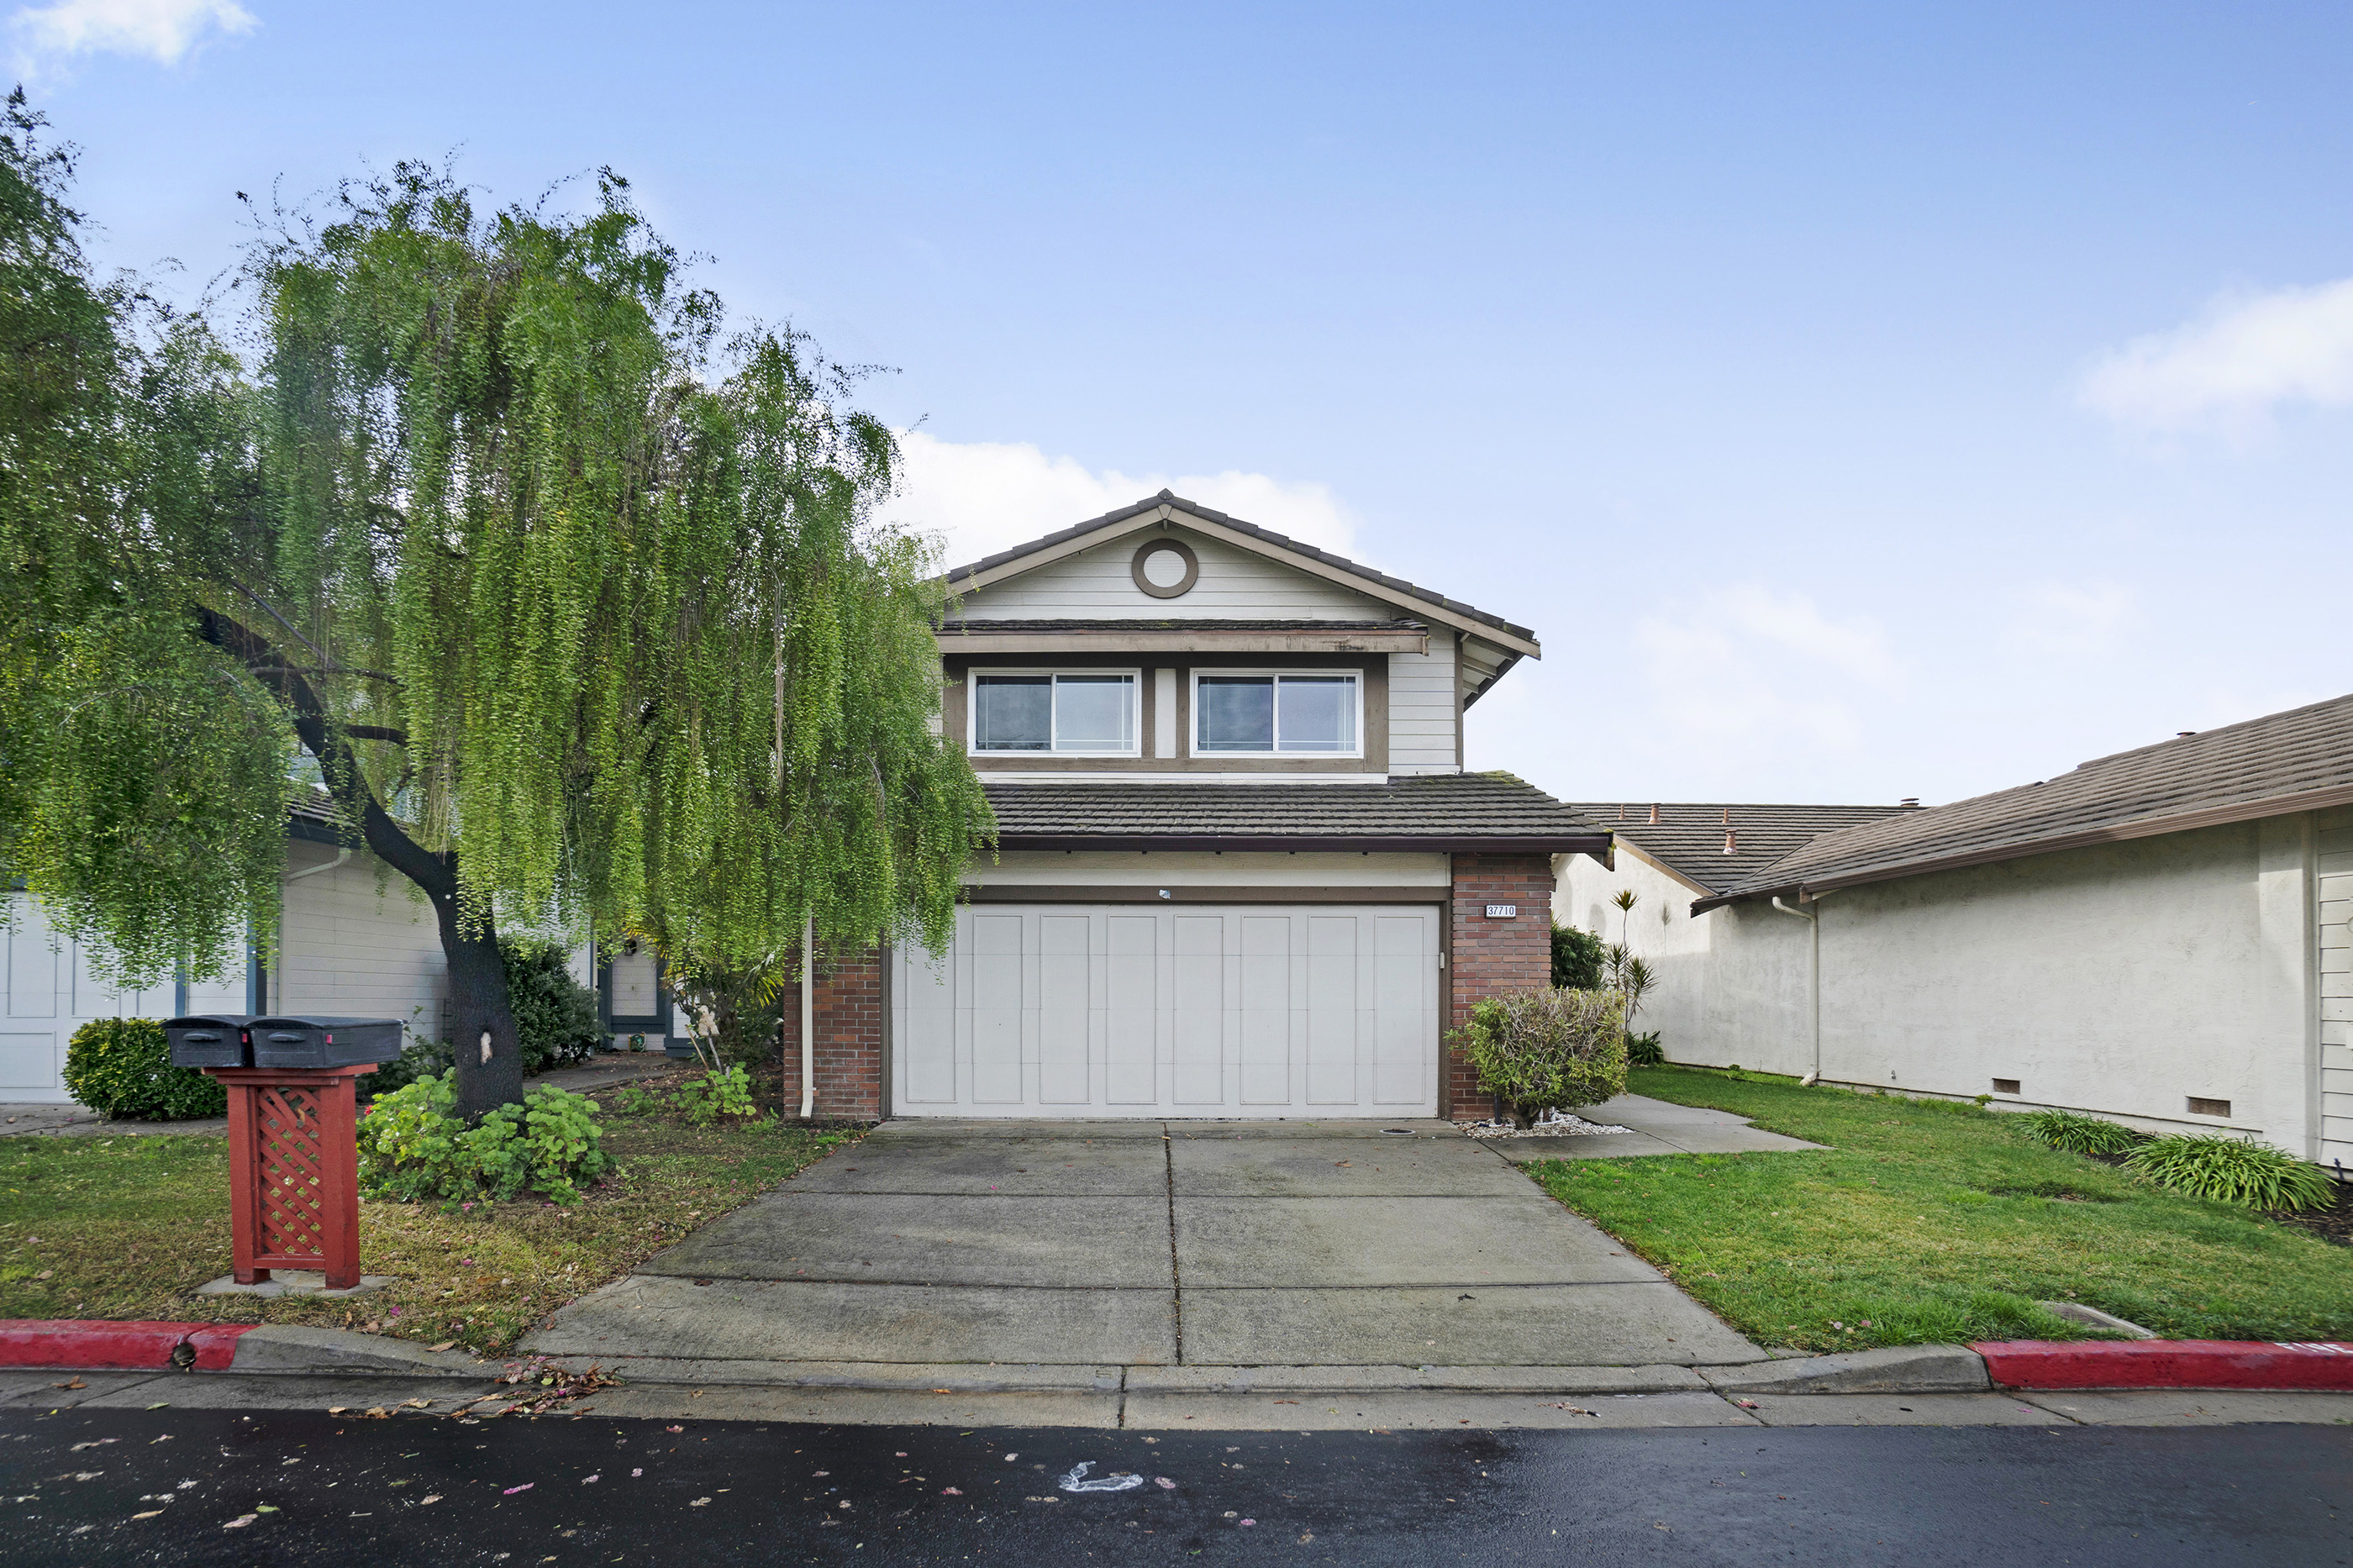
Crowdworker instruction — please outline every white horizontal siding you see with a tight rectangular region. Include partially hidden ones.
[1,893,243,1102]
[961,529,1391,621]
[275,845,447,1045]
[1387,641,1458,775]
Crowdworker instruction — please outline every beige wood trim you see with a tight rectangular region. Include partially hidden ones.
[1615,839,1711,897]
[945,505,1541,660]
[937,629,1429,655]
[962,884,1448,904]
[947,507,1171,592]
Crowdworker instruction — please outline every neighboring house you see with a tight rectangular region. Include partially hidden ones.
[1554,801,1919,1059]
[1565,695,2353,1172]
[777,490,1607,1120]
[2,800,602,1105]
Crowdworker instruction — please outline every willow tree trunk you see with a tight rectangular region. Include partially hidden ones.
[425,884,524,1119]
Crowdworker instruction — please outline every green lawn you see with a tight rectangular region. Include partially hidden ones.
[0,1108,857,1353]
[1524,1066,2353,1352]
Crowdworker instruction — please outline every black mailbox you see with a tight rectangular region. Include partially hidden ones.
[248,1016,403,1071]
[166,1015,255,1069]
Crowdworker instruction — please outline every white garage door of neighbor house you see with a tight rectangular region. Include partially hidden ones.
[892,903,1440,1118]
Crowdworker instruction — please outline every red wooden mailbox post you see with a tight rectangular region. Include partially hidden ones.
[169,1015,398,1293]
[210,1065,372,1290]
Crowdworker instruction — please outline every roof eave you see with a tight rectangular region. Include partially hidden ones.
[1694,777,2353,913]
[994,833,1610,855]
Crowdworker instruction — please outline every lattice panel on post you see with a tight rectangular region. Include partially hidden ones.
[254,1086,327,1262]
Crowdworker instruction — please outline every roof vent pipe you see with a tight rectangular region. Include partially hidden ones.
[1722,830,1737,854]
[1649,803,1661,824]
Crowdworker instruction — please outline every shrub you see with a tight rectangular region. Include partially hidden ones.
[2020,1108,2145,1156]
[359,1071,610,1205]
[2124,1133,2338,1212]
[1550,923,1606,990]
[676,1065,757,1124]
[1455,987,1627,1127]
[358,1034,455,1102]
[61,1018,226,1120]
[1625,1029,1666,1066]
[500,938,603,1073]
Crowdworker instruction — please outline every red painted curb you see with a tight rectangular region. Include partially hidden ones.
[0,1320,259,1371]
[1974,1339,2353,1391]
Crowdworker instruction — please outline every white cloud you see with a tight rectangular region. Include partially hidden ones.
[9,0,253,71]
[2081,277,2353,434]
[2003,581,2133,658]
[882,430,1361,571]
[1628,587,1903,755]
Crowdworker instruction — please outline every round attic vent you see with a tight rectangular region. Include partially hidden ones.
[1131,537,1199,598]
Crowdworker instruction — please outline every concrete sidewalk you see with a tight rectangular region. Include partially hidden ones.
[1480,1093,1829,1162]
[524,1116,1771,1371]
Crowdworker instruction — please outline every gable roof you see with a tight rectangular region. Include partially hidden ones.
[1694,692,2353,912]
[1574,802,1919,895]
[943,490,1541,661]
[983,772,1608,854]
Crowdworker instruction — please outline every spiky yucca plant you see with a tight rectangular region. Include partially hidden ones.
[2124,1134,2339,1212]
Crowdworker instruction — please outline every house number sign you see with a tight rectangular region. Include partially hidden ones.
[1485,904,1518,918]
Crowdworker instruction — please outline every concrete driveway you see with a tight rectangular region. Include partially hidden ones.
[528,1117,1766,1371]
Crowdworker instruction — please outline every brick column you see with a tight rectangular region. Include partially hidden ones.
[776,946,886,1121]
[1445,852,1556,1121]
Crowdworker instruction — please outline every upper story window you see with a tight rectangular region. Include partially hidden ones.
[1195,672,1360,755]
[971,671,1138,755]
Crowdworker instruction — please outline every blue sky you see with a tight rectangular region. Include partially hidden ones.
[22,2,2353,808]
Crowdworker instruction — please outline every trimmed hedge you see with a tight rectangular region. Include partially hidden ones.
[61,1018,226,1120]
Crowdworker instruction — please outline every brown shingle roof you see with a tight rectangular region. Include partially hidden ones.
[1573,802,1919,895]
[983,772,1608,852]
[1697,692,2353,910]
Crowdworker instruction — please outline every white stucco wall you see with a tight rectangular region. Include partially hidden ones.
[1564,813,2335,1160]
[1553,847,1813,1071]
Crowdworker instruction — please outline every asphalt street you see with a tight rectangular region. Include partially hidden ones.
[3,1403,2345,1565]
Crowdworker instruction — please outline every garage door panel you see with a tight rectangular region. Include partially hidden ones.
[1305,916,1359,1105]
[894,902,1435,1118]
[1375,915,1429,1104]
[903,942,957,1104]
[1105,917,1158,1104]
[1239,915,1292,1105]
[970,913,1027,1103]
[1037,915,1092,1104]
[1171,916,1224,1105]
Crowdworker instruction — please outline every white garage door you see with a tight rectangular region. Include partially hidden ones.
[891,903,1440,1118]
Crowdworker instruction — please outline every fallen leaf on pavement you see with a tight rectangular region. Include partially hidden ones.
[428,1341,457,1353]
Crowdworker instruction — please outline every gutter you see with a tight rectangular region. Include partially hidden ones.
[1694,778,2353,913]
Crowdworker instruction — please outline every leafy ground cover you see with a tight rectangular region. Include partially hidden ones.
[1525,1066,2353,1352]
[0,1091,857,1353]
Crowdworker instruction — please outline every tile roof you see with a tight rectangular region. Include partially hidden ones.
[1698,692,2353,910]
[944,490,1539,650]
[983,772,1608,851]
[1572,802,1919,895]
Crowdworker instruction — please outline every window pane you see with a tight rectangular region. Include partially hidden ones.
[1277,676,1356,753]
[1054,675,1133,751]
[1198,677,1275,752]
[974,676,1050,750]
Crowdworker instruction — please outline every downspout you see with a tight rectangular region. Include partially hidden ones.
[797,913,815,1120]
[286,846,352,882]
[1769,894,1820,1086]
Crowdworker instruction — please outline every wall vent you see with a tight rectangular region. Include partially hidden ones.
[1991,1078,2020,1095]
[2187,1096,2231,1118]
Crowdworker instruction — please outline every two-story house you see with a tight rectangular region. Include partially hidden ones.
[779,491,1607,1123]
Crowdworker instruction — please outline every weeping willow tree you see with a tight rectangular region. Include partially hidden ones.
[0,103,992,1118]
